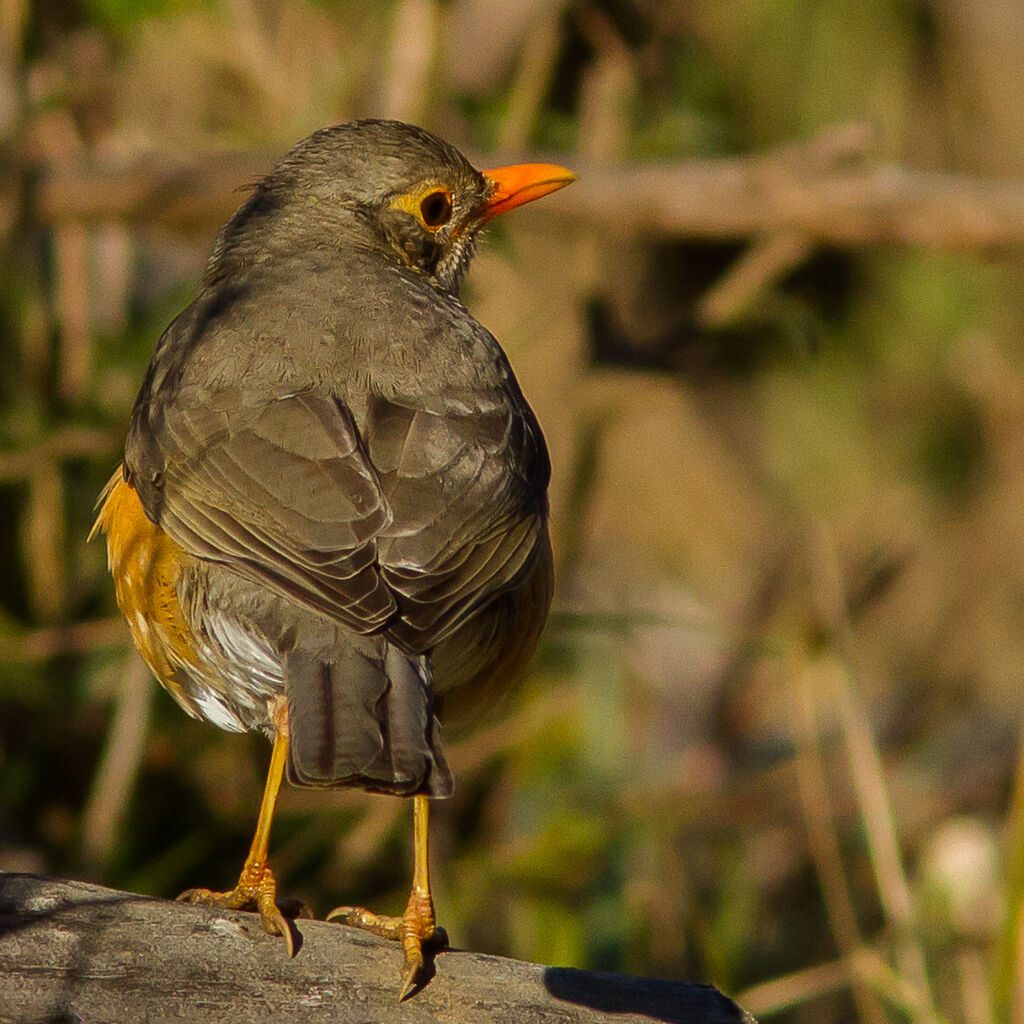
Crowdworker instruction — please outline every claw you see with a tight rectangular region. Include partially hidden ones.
[259,891,296,957]
[327,886,441,1000]
[177,867,307,958]
[398,952,423,1002]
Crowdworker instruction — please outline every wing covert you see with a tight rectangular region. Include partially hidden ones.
[129,389,397,633]
[365,394,549,650]
[128,385,549,652]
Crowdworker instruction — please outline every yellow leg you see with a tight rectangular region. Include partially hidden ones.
[328,794,441,999]
[178,701,308,955]
[401,794,437,994]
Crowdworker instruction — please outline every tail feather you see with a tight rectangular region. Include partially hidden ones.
[284,639,451,797]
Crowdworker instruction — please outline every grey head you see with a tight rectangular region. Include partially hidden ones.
[205,119,493,295]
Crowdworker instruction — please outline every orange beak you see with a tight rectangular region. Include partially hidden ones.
[480,163,577,222]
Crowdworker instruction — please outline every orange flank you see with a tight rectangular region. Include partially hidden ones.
[91,468,199,711]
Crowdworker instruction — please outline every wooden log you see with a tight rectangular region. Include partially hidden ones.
[0,873,757,1024]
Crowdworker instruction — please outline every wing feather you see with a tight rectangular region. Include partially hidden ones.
[129,383,548,650]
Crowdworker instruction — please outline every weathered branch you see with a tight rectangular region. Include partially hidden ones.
[563,156,1024,251]
[0,427,120,481]
[0,873,756,1024]
[26,125,1024,252]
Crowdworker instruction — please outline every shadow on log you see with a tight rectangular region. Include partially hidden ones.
[0,873,757,1023]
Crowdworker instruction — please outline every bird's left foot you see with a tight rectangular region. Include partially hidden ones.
[327,887,445,999]
[178,863,311,957]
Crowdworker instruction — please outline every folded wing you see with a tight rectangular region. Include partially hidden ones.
[128,386,548,651]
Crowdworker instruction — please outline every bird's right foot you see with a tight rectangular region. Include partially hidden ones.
[327,884,445,1000]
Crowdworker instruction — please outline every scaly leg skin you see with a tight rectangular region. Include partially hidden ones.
[328,794,442,1000]
[178,699,310,955]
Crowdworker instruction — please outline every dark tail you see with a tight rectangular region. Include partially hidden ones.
[284,639,452,797]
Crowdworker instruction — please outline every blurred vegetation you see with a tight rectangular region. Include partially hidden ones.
[4,1,1024,1021]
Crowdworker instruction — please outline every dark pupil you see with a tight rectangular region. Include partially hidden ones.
[421,191,451,227]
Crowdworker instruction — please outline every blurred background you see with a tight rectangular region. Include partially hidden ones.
[3,1,1024,1021]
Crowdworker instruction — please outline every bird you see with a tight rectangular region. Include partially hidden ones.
[91,118,574,998]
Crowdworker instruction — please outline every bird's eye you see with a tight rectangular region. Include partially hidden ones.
[419,190,452,229]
